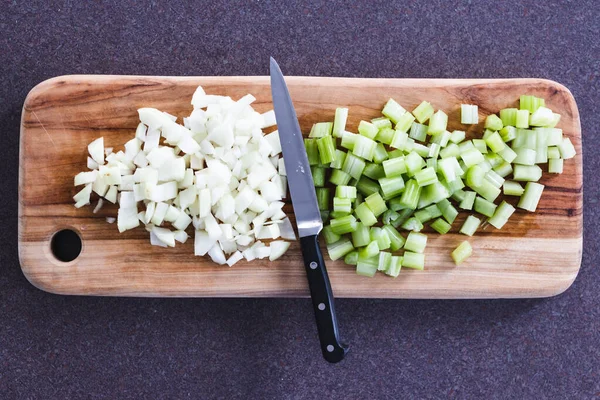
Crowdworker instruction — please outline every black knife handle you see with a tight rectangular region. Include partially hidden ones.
[300,234,349,363]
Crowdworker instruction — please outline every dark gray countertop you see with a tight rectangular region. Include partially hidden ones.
[2,1,598,399]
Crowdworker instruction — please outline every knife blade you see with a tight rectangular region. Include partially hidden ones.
[270,57,348,363]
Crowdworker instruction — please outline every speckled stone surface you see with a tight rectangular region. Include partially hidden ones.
[1,1,598,399]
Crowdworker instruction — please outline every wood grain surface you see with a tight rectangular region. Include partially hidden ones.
[19,75,583,298]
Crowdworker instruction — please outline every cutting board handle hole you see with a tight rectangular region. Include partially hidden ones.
[50,229,82,262]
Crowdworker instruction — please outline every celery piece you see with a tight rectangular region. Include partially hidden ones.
[365,192,387,217]
[330,169,351,186]
[316,135,336,164]
[485,131,506,153]
[330,149,347,169]
[500,126,517,143]
[485,152,504,168]
[515,109,529,128]
[355,202,378,226]
[336,185,357,199]
[344,251,359,265]
[474,196,497,217]
[309,122,333,138]
[371,117,392,130]
[549,158,564,174]
[399,179,421,210]
[323,225,342,245]
[440,143,461,159]
[311,166,326,187]
[333,197,352,215]
[520,95,545,113]
[390,130,409,150]
[401,217,423,232]
[412,143,430,158]
[412,101,435,123]
[514,148,537,165]
[383,209,400,225]
[431,130,451,147]
[327,237,354,261]
[425,204,442,219]
[358,120,379,140]
[330,214,358,235]
[356,176,380,196]
[409,122,428,142]
[546,128,563,146]
[330,210,350,219]
[451,241,472,266]
[395,112,416,133]
[390,208,413,228]
[342,152,366,180]
[461,148,485,168]
[420,182,450,207]
[358,241,380,259]
[321,211,330,223]
[356,261,378,277]
[437,199,458,224]
[373,143,389,164]
[513,165,542,182]
[376,127,395,145]
[498,146,517,164]
[488,200,515,229]
[351,222,371,248]
[535,146,548,164]
[472,139,488,154]
[461,104,478,124]
[474,179,501,202]
[460,215,481,236]
[428,110,448,135]
[517,182,544,212]
[451,189,466,203]
[499,108,518,127]
[558,138,576,159]
[514,129,537,149]
[428,143,442,160]
[316,187,330,211]
[382,225,406,251]
[370,227,391,251]
[459,191,476,210]
[444,176,465,195]
[352,134,377,161]
[403,251,425,270]
[414,209,433,224]
[449,130,467,144]
[431,218,451,234]
[404,232,428,253]
[482,129,494,140]
[466,165,485,188]
[426,157,438,171]
[382,98,407,123]
[485,114,503,131]
[332,108,348,138]
[385,256,403,277]
[503,181,524,196]
[379,176,405,199]
[485,170,505,188]
[493,161,513,178]
[377,251,392,271]
[304,138,319,165]
[363,163,385,181]
[340,131,357,151]
[382,156,407,177]
[530,106,554,127]
[405,151,426,176]
[548,113,561,128]
[415,167,438,187]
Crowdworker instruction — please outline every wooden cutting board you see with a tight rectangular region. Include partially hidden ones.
[19,75,582,298]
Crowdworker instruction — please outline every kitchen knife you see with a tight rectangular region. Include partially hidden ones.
[270,57,348,363]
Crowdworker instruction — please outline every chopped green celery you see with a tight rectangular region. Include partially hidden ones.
[323,225,342,244]
[499,108,518,127]
[351,222,371,247]
[370,227,391,251]
[458,141,474,154]
[425,204,443,219]
[513,165,542,181]
[535,146,548,164]
[520,95,545,113]
[405,151,426,176]
[485,170,505,188]
[413,101,435,123]
[478,159,492,173]
[311,166,326,187]
[330,211,350,219]
[365,192,387,217]
[358,241,379,259]
[428,110,448,135]
[330,149,347,169]
[544,128,563,146]
[332,108,348,138]
[390,130,409,150]
[356,176,379,196]
[444,176,465,195]
[440,143,461,159]
[500,126,517,142]
[352,135,377,161]
[373,144,389,164]
[358,120,379,139]
[449,130,467,144]
[437,199,458,224]
[460,215,481,236]
[461,148,485,168]
[330,214,358,235]
[342,152,366,180]
[304,138,319,165]
[536,128,549,147]
[382,209,400,225]
[316,135,336,164]
[512,129,536,149]
[548,113,561,128]
[428,143,442,159]
[493,161,513,178]
[451,241,472,265]
[459,190,477,210]
[327,237,354,261]
[488,200,515,229]
[309,122,333,138]
[344,251,358,265]
[363,163,385,180]
[558,138,576,159]
[355,202,378,226]
[485,114,503,131]
[356,260,378,277]
[482,129,494,140]
[431,218,451,234]
[398,179,421,210]
[474,196,497,217]
[451,189,467,202]
[336,185,357,199]
[503,181,524,196]
[412,143,430,158]
[485,153,504,168]
[513,148,537,165]
[395,112,416,133]
[431,130,451,147]
[515,109,529,128]
[382,98,407,123]
[466,165,485,187]
[382,225,406,251]
[330,169,351,186]
[403,251,425,270]
[485,131,506,153]
[379,176,405,199]
[414,209,433,223]
[377,251,392,271]
[321,211,330,222]
[385,256,403,277]
[420,182,450,208]
[474,179,501,202]
[404,232,428,253]
[392,209,413,228]
[401,217,423,232]
[388,149,404,159]
[409,122,428,142]
[340,131,357,151]
[472,139,488,154]
[426,157,438,171]
[414,167,438,187]
[529,106,554,127]
[461,104,478,124]
[498,146,517,163]
[517,182,544,212]
[316,188,330,211]
[382,156,407,177]
[333,197,352,215]
[371,117,392,130]
[549,158,564,174]
[376,127,395,145]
